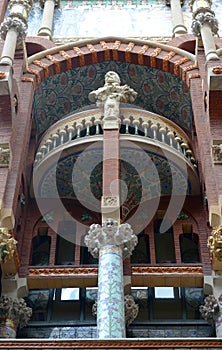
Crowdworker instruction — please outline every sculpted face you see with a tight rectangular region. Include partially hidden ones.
[105,71,120,85]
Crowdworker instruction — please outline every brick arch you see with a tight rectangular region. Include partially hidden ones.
[22,39,200,89]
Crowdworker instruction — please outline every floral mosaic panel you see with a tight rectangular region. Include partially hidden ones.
[33,61,192,134]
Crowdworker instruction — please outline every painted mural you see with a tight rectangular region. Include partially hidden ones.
[27,0,222,38]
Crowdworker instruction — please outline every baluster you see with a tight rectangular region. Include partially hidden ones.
[67,126,75,141]
[46,138,53,153]
[85,120,92,136]
[180,142,188,155]
[132,119,140,135]
[95,119,102,135]
[123,118,130,134]
[40,145,47,157]
[185,149,192,160]
[175,136,182,152]
[151,123,158,140]
[159,126,167,143]
[76,122,83,138]
[52,133,59,149]
[59,129,67,144]
[167,131,174,147]
[142,121,149,137]
[35,151,43,163]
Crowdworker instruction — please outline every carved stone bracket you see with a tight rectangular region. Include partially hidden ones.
[84,218,138,259]
[92,294,139,325]
[208,226,222,262]
[0,228,17,264]
[191,10,219,37]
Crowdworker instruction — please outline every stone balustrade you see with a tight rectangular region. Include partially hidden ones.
[34,107,197,168]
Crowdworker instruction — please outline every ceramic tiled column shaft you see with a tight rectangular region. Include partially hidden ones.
[85,219,137,338]
[0,0,33,65]
[190,0,219,61]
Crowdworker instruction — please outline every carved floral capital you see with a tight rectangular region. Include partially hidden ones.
[85,218,138,259]
[208,226,222,261]
[191,10,219,37]
[199,294,222,326]
[0,18,27,44]
[0,296,32,328]
[0,228,17,264]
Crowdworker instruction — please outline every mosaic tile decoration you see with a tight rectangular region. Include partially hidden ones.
[27,0,222,38]
[33,61,192,134]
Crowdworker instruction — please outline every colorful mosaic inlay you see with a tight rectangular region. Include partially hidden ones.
[33,61,192,134]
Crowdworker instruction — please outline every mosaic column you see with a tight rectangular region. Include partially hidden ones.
[0,0,33,65]
[199,294,222,337]
[0,296,32,338]
[38,0,59,40]
[85,218,137,338]
[168,0,187,37]
[190,0,219,61]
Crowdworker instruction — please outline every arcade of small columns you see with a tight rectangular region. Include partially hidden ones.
[0,0,222,340]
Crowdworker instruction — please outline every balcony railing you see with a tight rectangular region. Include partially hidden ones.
[34,107,197,168]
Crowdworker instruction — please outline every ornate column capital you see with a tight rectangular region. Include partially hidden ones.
[191,10,219,37]
[0,296,32,337]
[0,0,33,44]
[208,226,222,261]
[85,218,138,259]
[0,228,17,264]
[199,294,222,326]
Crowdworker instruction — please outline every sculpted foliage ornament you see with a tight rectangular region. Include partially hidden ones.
[0,296,32,328]
[0,228,17,264]
[0,18,27,44]
[199,294,222,326]
[208,226,222,261]
[85,218,138,259]
[191,10,219,37]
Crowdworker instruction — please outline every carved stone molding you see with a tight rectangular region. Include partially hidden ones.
[84,218,138,259]
[132,266,203,274]
[191,10,219,37]
[0,228,17,264]
[208,226,222,261]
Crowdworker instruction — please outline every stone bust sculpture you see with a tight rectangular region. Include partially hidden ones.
[89,71,137,123]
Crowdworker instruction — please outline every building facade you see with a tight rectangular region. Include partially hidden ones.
[0,0,222,349]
